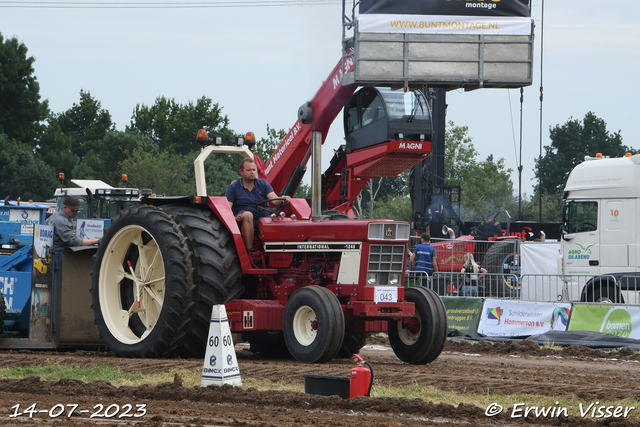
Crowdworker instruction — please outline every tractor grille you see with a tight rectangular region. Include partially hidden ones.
[368,244,405,286]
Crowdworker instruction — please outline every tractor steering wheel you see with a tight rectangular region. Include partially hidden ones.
[255,197,290,215]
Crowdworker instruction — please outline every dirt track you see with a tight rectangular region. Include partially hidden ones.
[1,337,640,426]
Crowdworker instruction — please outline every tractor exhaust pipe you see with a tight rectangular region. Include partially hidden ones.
[442,225,455,239]
[311,130,322,221]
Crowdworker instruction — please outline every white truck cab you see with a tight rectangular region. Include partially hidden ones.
[560,153,640,302]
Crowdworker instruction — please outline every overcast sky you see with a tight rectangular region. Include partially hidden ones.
[2,0,638,198]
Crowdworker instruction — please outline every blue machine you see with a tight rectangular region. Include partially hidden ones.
[0,202,49,333]
[0,201,103,349]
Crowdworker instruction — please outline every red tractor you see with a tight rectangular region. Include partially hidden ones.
[430,212,521,297]
[90,57,448,364]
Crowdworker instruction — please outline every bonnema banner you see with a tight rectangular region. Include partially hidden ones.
[358,0,531,35]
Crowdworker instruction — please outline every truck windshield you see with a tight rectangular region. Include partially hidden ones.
[564,201,598,233]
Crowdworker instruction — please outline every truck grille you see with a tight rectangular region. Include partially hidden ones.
[368,244,405,286]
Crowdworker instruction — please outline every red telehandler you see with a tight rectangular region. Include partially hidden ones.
[91,56,447,364]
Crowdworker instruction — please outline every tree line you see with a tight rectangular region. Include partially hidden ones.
[1,33,635,224]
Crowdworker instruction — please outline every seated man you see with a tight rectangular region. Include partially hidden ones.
[476,212,503,241]
[45,195,100,248]
[225,158,291,251]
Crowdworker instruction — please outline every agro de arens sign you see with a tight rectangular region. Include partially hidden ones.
[358,0,532,35]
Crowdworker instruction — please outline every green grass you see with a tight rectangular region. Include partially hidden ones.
[1,363,638,419]
[0,363,197,387]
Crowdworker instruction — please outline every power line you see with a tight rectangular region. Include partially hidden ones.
[0,0,341,8]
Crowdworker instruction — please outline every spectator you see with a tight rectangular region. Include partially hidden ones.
[460,252,486,297]
[410,232,438,286]
[45,196,100,248]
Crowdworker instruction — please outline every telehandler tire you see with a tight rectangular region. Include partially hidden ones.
[161,206,244,358]
[283,286,345,363]
[91,205,195,358]
[388,287,447,364]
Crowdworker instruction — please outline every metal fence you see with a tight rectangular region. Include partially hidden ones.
[407,236,640,305]
[406,271,520,298]
[406,271,640,305]
[409,235,520,276]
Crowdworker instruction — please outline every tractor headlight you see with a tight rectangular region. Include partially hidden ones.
[389,273,400,286]
[367,273,378,286]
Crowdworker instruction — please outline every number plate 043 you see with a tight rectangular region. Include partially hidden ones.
[374,286,398,303]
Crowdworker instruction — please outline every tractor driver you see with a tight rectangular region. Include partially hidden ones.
[45,196,100,248]
[225,158,291,252]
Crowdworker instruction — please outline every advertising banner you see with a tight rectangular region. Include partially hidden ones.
[478,299,572,337]
[520,242,562,302]
[360,0,530,17]
[358,0,531,35]
[443,297,483,336]
[30,225,53,342]
[358,15,531,35]
[76,219,108,240]
[568,305,640,339]
[8,208,41,234]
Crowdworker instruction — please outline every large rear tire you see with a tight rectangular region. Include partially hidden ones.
[388,287,447,364]
[283,286,345,363]
[90,205,195,358]
[482,240,520,297]
[161,206,244,358]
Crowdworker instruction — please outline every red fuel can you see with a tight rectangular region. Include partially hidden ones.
[350,354,372,398]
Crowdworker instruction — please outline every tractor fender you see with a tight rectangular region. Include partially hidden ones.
[206,197,253,270]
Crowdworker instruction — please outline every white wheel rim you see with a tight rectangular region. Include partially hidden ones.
[99,224,165,344]
[397,311,422,346]
[292,305,317,346]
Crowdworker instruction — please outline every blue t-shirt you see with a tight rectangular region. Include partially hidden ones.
[225,178,274,220]
[414,243,437,274]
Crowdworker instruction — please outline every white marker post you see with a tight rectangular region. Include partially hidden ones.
[201,304,242,387]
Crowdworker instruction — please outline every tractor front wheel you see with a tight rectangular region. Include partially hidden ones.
[283,286,345,363]
[388,287,447,364]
